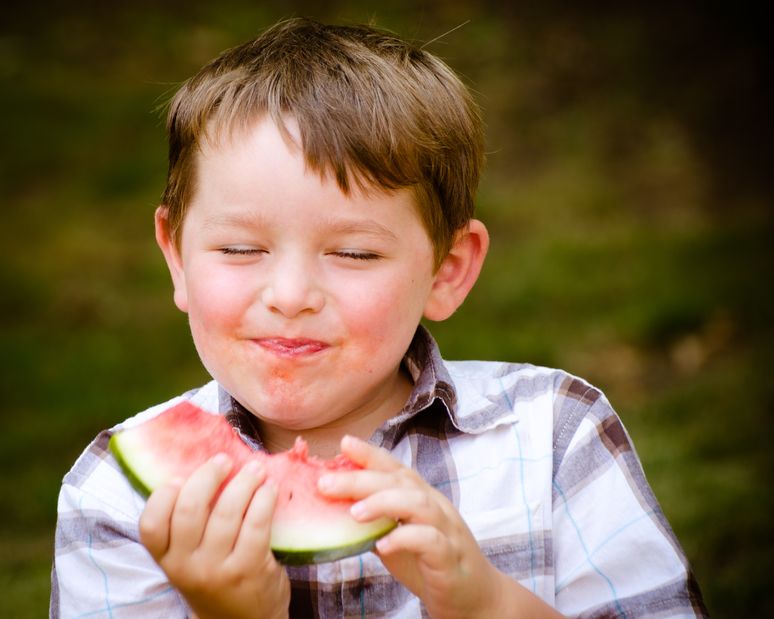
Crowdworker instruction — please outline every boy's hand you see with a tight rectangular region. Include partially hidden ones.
[319,436,564,619]
[139,455,290,619]
[317,435,500,619]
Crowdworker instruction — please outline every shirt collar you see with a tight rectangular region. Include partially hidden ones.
[378,326,521,439]
[380,324,457,427]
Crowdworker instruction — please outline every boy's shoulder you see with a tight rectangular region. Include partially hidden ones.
[442,358,606,419]
[409,328,608,434]
[112,381,223,431]
[440,357,615,461]
[444,357,580,393]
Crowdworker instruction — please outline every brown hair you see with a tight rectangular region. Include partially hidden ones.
[161,17,484,267]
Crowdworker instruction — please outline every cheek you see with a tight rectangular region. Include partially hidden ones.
[185,266,251,330]
[341,273,431,347]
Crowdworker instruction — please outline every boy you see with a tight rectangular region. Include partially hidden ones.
[51,18,707,618]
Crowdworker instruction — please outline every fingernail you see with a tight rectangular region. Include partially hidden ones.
[243,460,263,476]
[318,475,334,492]
[375,538,389,553]
[350,501,367,520]
[212,453,230,468]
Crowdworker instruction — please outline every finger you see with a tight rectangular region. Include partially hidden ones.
[199,460,267,554]
[375,523,456,573]
[139,481,183,560]
[320,435,415,498]
[168,453,233,553]
[339,435,403,472]
[351,486,450,525]
[317,468,397,500]
[230,479,279,565]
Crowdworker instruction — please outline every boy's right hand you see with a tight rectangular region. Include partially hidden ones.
[139,455,290,619]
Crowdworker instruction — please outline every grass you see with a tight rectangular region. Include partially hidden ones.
[2,3,771,617]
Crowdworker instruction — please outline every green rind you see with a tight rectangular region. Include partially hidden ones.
[272,520,397,565]
[109,432,153,497]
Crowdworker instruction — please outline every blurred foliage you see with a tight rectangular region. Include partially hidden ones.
[1,1,772,616]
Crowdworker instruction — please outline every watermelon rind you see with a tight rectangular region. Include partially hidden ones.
[109,431,161,497]
[271,517,396,565]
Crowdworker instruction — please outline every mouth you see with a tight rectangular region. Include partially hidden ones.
[254,337,329,358]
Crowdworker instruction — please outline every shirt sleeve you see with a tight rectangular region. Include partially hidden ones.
[50,435,189,619]
[551,375,708,618]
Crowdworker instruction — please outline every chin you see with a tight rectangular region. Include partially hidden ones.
[250,399,324,429]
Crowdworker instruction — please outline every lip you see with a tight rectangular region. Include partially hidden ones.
[254,337,330,358]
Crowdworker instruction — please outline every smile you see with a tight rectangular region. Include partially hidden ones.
[254,337,330,358]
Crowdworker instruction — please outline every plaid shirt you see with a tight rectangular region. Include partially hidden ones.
[51,327,707,618]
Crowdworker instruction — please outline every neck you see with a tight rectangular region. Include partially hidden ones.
[260,427,355,459]
[257,368,414,458]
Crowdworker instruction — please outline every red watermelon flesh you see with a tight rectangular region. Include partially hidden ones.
[109,401,396,565]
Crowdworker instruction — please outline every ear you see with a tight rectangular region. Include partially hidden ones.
[423,219,489,321]
[154,206,189,313]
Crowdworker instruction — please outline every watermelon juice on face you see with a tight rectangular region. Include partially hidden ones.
[156,116,459,457]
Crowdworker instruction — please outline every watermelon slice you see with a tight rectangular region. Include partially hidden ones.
[109,401,396,565]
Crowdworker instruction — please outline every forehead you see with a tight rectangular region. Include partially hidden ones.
[197,116,373,198]
[188,118,425,232]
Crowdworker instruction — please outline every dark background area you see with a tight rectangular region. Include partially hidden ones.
[1,1,772,616]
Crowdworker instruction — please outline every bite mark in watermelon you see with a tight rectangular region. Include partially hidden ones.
[109,401,396,565]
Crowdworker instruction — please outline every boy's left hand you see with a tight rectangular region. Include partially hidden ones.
[317,436,509,619]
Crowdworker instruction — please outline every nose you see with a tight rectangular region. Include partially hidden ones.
[260,255,325,318]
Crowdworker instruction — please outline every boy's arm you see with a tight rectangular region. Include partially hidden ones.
[52,472,190,617]
[138,455,290,619]
[319,436,566,619]
[550,385,708,617]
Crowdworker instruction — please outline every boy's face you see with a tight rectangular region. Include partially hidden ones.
[159,118,445,439]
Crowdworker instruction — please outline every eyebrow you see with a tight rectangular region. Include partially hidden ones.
[202,212,268,230]
[322,219,399,241]
[202,212,399,241]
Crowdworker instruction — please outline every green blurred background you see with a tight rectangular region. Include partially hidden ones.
[2,1,771,616]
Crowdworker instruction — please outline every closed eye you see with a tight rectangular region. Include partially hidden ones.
[220,247,265,256]
[332,250,381,260]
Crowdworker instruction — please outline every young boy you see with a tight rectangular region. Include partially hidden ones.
[51,18,707,619]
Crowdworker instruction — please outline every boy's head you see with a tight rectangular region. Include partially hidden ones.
[161,17,485,268]
[154,19,490,448]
